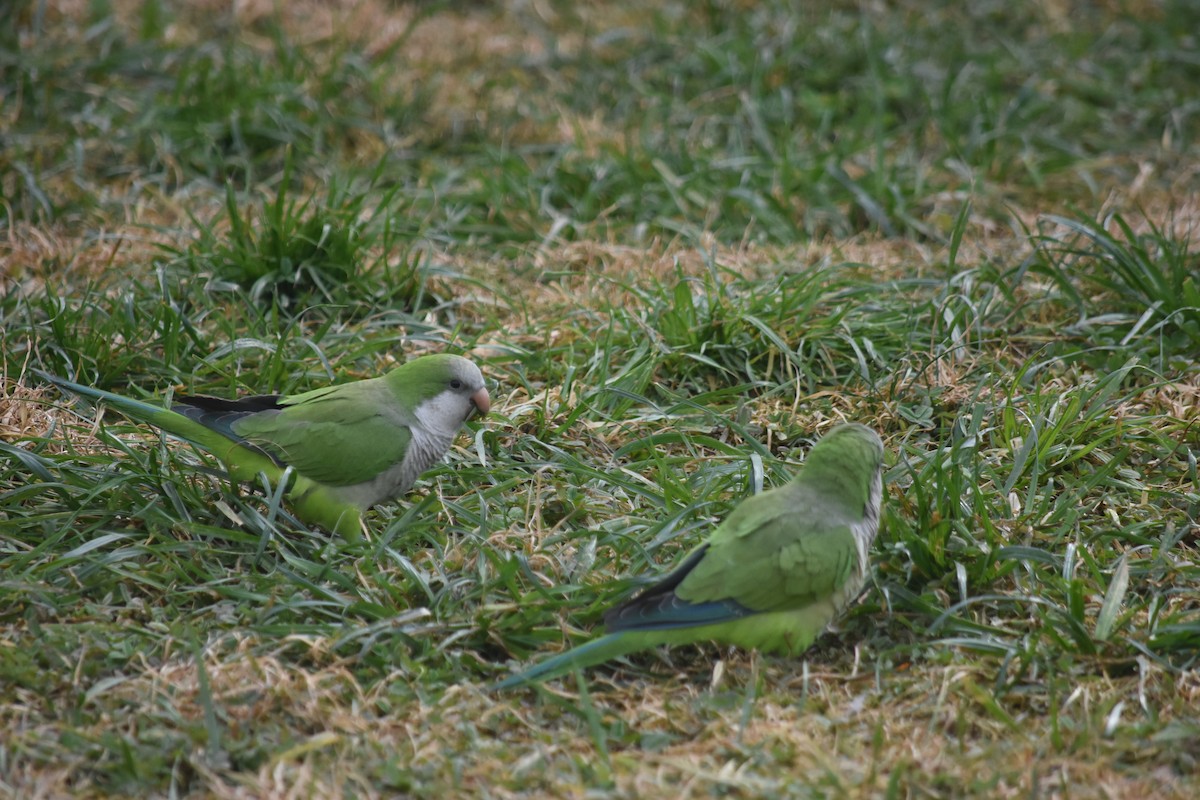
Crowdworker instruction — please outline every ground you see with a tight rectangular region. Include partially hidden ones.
[1,0,1199,797]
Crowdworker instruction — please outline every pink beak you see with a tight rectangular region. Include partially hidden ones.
[472,387,491,416]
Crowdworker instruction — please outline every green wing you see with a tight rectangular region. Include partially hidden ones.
[231,383,412,487]
[675,483,860,613]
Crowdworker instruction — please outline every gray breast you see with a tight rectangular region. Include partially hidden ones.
[326,428,454,510]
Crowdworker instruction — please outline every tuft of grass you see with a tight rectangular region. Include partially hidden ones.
[169,164,429,313]
[1030,211,1200,361]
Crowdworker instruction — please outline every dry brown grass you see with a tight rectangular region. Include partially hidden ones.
[6,629,1196,798]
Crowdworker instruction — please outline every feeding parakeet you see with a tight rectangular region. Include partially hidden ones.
[38,353,490,539]
[496,423,885,689]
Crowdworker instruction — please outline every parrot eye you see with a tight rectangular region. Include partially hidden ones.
[449,379,464,390]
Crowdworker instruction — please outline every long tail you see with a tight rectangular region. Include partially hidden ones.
[492,632,647,690]
[37,371,183,429]
[36,370,279,480]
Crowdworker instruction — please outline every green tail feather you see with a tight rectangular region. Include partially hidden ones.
[38,371,182,429]
[493,633,646,690]
[38,370,281,481]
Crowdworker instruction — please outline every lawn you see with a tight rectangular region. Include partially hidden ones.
[2,0,1199,797]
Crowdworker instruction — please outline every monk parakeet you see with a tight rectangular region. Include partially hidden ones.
[496,423,885,689]
[38,354,490,539]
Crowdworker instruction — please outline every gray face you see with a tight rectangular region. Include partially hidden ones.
[414,360,490,435]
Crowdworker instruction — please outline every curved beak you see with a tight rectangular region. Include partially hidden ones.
[471,387,491,417]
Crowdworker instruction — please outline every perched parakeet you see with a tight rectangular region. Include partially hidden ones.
[496,423,885,689]
[38,354,490,539]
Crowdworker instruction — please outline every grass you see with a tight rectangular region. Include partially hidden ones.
[2,0,1199,796]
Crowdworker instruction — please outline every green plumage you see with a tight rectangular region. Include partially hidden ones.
[37,354,489,539]
[496,423,885,689]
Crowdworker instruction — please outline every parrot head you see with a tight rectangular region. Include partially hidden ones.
[388,354,491,435]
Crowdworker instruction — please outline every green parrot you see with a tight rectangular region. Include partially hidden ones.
[495,423,885,689]
[38,353,490,539]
